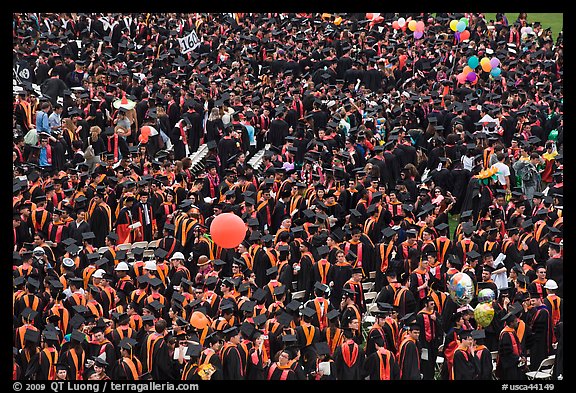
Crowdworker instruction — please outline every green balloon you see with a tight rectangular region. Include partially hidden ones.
[460,17,469,27]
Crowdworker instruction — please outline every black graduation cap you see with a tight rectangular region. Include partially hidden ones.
[21,307,38,322]
[147,300,164,312]
[223,325,240,339]
[471,329,486,340]
[185,343,202,358]
[300,307,316,319]
[466,250,481,261]
[273,285,286,297]
[119,337,137,351]
[24,329,41,345]
[315,341,331,356]
[251,288,267,304]
[248,312,266,327]
[323,309,339,323]
[82,232,96,241]
[399,312,416,324]
[70,329,86,343]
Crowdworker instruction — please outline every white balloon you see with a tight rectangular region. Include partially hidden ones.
[398,17,406,27]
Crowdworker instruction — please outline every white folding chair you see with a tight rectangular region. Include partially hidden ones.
[369,271,376,280]
[131,241,149,250]
[147,239,160,249]
[435,344,445,379]
[364,291,378,302]
[291,290,306,300]
[97,246,108,254]
[362,281,374,292]
[525,355,555,380]
[116,243,132,251]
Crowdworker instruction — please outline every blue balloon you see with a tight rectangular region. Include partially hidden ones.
[490,67,502,77]
[468,55,479,69]
[456,21,466,32]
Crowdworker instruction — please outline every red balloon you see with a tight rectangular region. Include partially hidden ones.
[460,30,470,41]
[392,21,400,30]
[210,213,246,249]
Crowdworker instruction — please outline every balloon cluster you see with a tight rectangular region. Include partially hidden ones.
[392,16,426,39]
[450,17,471,41]
[456,54,502,85]
[474,289,496,328]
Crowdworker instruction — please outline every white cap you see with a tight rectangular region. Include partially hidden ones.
[115,261,129,271]
[544,280,558,290]
[144,261,157,271]
[170,252,185,261]
[33,247,45,255]
[93,269,106,279]
[63,258,75,268]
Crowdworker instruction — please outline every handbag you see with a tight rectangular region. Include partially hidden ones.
[24,129,38,145]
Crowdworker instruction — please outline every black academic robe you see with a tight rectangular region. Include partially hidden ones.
[295,253,315,300]
[416,310,442,380]
[111,357,141,380]
[453,347,479,380]
[526,305,553,372]
[182,110,203,153]
[88,204,112,247]
[329,263,352,308]
[220,343,244,380]
[398,337,421,380]
[363,349,401,380]
[474,346,493,380]
[333,339,365,380]
[496,327,525,380]
[267,363,297,380]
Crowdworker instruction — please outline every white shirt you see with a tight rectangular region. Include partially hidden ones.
[492,162,510,186]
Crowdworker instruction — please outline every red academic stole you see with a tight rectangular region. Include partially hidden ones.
[45,143,53,164]
[267,363,290,380]
[108,134,119,161]
[413,267,428,300]
[207,174,219,198]
[341,339,359,367]
[418,309,435,342]
[344,241,363,267]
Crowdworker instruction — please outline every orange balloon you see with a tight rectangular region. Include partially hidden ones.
[366,13,374,20]
[460,30,470,41]
[463,65,473,76]
[408,20,417,31]
[210,213,246,249]
[482,62,492,72]
[139,126,151,144]
[190,311,211,330]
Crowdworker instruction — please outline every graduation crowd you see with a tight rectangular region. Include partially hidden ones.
[12,12,563,381]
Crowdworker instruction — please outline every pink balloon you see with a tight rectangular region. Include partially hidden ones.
[457,72,467,84]
[414,30,423,39]
[466,71,477,82]
[490,57,500,68]
[416,21,425,32]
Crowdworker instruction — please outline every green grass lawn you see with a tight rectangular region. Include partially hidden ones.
[483,13,563,41]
